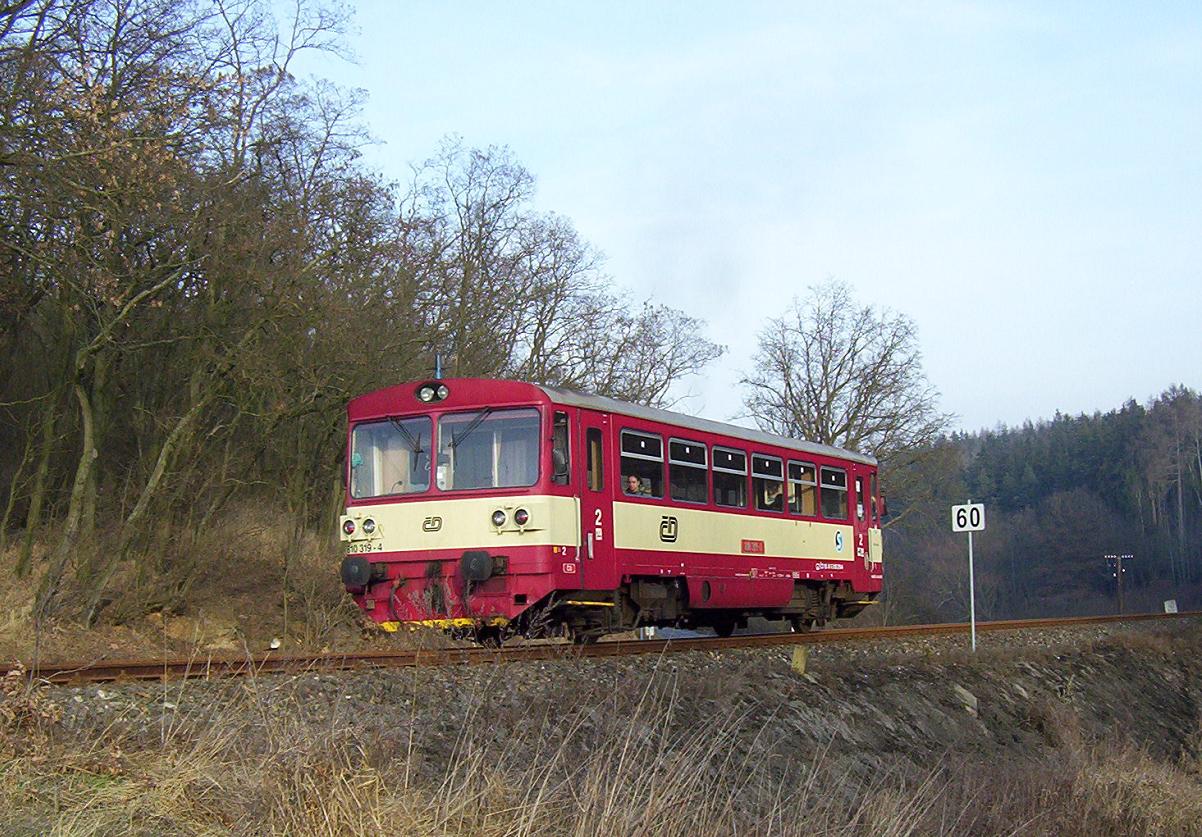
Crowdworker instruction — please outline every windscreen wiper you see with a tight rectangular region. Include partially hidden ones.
[389,417,424,456]
[450,407,493,450]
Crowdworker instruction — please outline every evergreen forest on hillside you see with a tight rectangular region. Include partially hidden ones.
[886,386,1202,622]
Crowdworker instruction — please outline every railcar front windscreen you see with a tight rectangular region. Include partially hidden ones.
[437,408,540,490]
[350,416,432,498]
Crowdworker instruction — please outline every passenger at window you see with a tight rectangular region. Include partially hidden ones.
[763,482,783,507]
[624,475,648,496]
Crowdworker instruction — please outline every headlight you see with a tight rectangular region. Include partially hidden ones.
[342,519,356,536]
[362,518,376,535]
[491,510,507,527]
[418,385,436,402]
[514,508,529,526]
[436,384,449,400]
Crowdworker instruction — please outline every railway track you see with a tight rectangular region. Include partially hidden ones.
[20,610,1201,685]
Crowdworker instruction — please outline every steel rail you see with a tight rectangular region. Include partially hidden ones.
[21,610,1202,685]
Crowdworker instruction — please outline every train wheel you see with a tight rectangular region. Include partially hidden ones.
[569,626,600,645]
[712,619,736,638]
[789,616,814,633]
[476,626,504,648]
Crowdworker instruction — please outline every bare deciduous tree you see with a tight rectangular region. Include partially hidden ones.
[742,280,951,461]
[0,2,726,626]
[741,280,952,528]
[402,140,724,407]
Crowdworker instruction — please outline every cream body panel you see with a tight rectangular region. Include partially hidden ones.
[612,501,856,561]
[868,527,883,563]
[342,495,581,554]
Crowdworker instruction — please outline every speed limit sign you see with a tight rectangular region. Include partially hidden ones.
[952,500,986,652]
[951,503,985,532]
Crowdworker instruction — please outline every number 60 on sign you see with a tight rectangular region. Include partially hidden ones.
[951,503,985,532]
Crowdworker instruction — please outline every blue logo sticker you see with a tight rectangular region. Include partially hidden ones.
[834,531,844,553]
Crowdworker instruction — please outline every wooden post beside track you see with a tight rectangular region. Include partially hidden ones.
[790,645,809,675]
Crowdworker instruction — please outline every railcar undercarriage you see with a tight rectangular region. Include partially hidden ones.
[478,578,878,645]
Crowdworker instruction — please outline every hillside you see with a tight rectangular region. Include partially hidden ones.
[5,620,1202,834]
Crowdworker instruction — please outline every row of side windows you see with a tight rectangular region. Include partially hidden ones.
[618,429,849,520]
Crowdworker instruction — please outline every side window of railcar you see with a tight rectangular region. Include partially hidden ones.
[620,430,663,498]
[870,473,879,523]
[552,411,570,485]
[587,428,603,492]
[668,438,707,503]
[752,454,784,512]
[788,461,817,516]
[820,466,848,520]
[712,447,747,508]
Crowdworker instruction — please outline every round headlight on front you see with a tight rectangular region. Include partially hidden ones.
[436,384,449,400]
[362,518,376,534]
[491,509,507,527]
[418,385,436,402]
[342,519,356,536]
[514,508,529,526]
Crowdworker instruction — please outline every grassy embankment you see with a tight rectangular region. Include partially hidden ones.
[1,632,1201,836]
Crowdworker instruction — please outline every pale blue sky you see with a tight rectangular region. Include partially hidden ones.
[295,2,1202,431]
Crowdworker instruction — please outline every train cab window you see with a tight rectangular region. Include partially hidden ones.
[855,476,866,520]
[620,430,663,498]
[668,438,707,504]
[437,408,540,490]
[712,447,747,508]
[587,428,603,492]
[350,416,432,498]
[820,466,848,519]
[551,411,570,485]
[787,461,817,516]
[752,454,784,512]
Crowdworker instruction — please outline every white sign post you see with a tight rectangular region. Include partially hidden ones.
[951,501,986,651]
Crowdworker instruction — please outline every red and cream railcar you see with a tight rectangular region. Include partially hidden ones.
[339,378,883,642]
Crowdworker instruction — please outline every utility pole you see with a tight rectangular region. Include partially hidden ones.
[1105,553,1134,614]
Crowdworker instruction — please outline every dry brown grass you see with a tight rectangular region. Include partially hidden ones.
[0,512,369,661]
[1,660,1200,837]
[1106,628,1180,657]
[0,668,907,835]
[1070,744,1202,836]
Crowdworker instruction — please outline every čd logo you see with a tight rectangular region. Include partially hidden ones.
[659,516,679,543]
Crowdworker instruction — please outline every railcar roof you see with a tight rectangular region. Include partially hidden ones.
[536,384,877,467]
